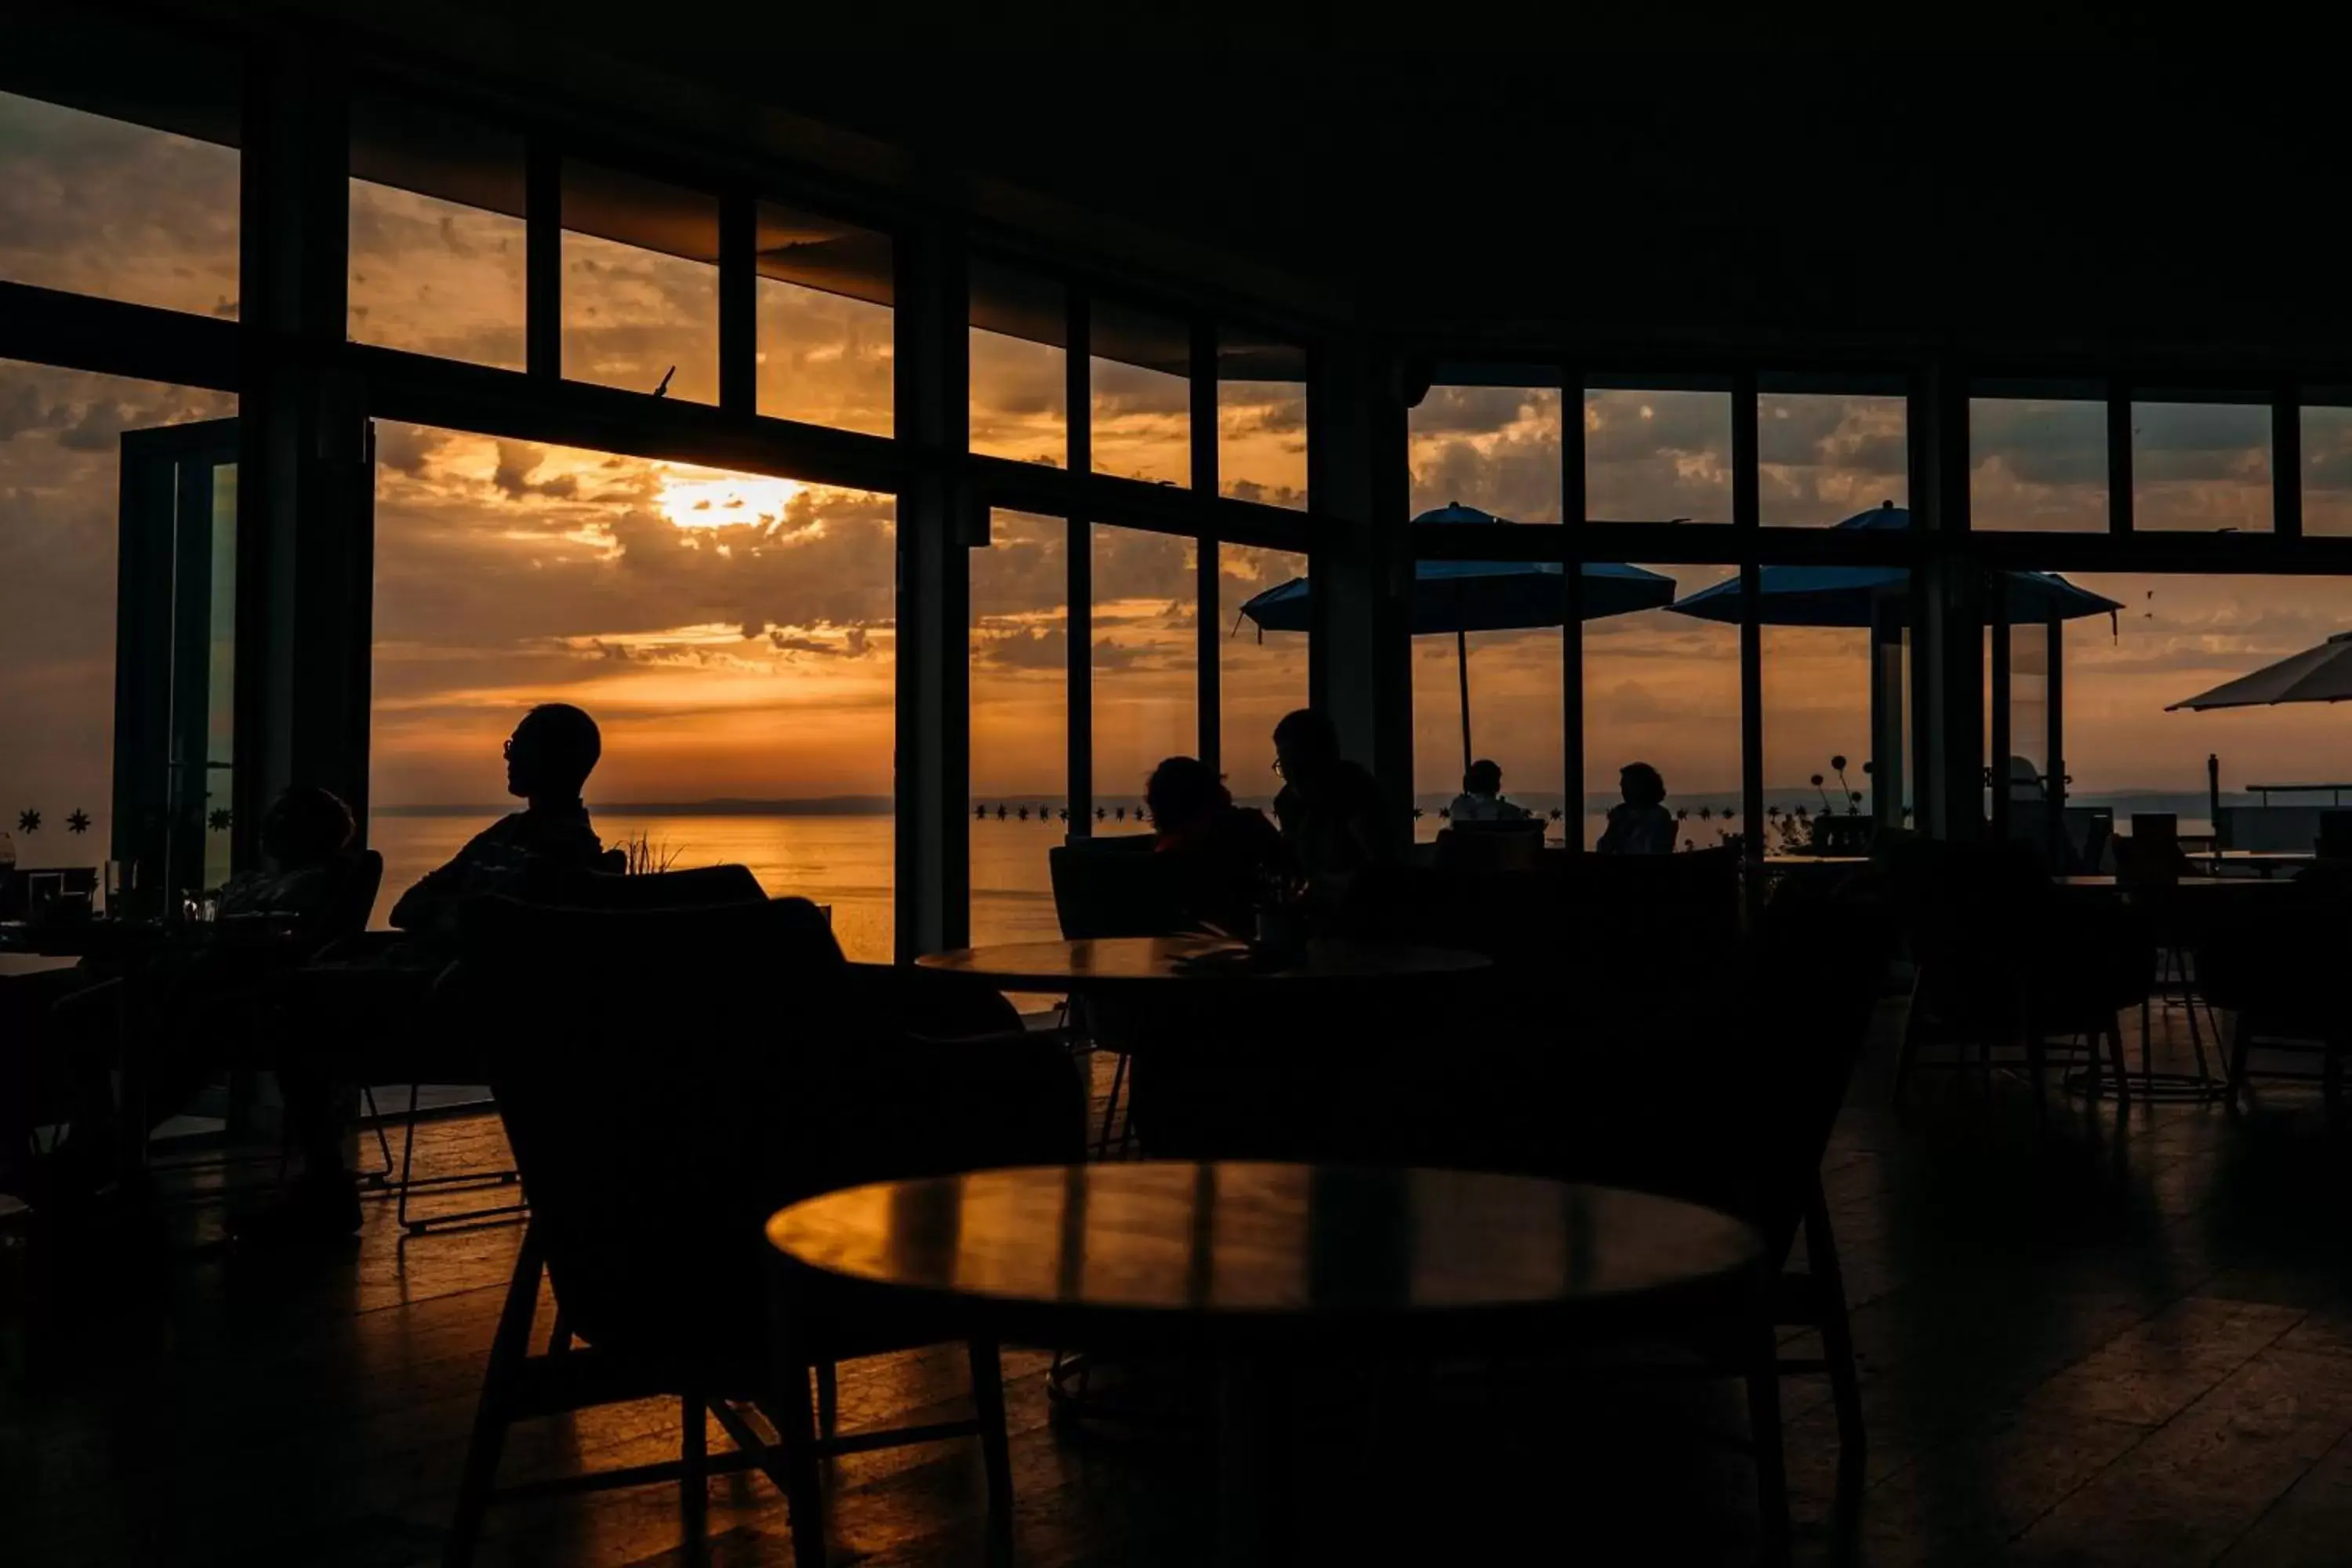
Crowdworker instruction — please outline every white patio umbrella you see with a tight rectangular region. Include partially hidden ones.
[2167,630,2352,710]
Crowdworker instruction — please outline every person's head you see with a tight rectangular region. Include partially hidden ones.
[1272,709,1342,787]
[506,704,602,800]
[1620,761,1666,809]
[1464,759,1503,797]
[1146,756,1230,832]
[261,786,354,869]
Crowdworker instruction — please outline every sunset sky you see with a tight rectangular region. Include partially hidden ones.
[6,86,2352,844]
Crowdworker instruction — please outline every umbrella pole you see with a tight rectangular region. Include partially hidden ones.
[1457,627,1473,775]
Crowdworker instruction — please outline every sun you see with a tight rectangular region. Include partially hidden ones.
[655,465,804,530]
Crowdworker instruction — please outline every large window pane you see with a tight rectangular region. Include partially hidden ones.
[2131,401,2270,532]
[0,360,235,914]
[1970,397,2107,532]
[969,509,1068,946]
[347,92,526,369]
[1762,626,1881,830]
[1584,565,1740,850]
[969,260,1065,467]
[1414,626,1563,843]
[0,89,239,319]
[1409,384,1563,522]
[561,163,719,405]
[1584,387,1732,524]
[1090,301,1189,487]
[1092,524,1196,822]
[1759,391,1907,526]
[755,199,893,436]
[1218,333,1307,508]
[1218,544,1308,805]
[2049,572,2350,840]
[2301,406,2352,536]
[369,424,895,956]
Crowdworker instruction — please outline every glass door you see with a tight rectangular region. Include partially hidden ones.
[113,417,241,915]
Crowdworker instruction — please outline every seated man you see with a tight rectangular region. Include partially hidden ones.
[390,703,609,939]
[1447,758,1533,824]
[1269,708,1393,908]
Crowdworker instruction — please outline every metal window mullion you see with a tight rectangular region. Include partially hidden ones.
[526,137,561,382]
[1733,368,1764,859]
[1560,364,1585,845]
[1065,288,1093,835]
[718,190,756,415]
[1194,319,1221,774]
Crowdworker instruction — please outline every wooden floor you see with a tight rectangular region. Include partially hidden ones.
[5,998,2350,1567]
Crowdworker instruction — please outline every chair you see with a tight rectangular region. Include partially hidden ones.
[358,862,768,1233]
[1886,838,2151,1109]
[2195,880,2349,1110]
[441,894,1085,1567]
[1432,817,1546,872]
[1047,837,1182,1156]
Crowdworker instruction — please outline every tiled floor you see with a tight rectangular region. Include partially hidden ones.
[3,994,2347,1566]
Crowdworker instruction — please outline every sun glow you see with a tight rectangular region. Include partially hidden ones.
[655,466,804,530]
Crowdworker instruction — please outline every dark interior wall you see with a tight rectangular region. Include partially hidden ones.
[154,3,2343,362]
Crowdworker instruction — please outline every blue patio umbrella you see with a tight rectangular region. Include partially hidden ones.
[1664,503,2123,627]
[1239,503,1677,770]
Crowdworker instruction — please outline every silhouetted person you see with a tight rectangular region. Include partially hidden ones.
[1270,709,1392,902]
[1447,758,1532,824]
[1598,761,1675,855]
[1146,756,1284,935]
[390,704,608,939]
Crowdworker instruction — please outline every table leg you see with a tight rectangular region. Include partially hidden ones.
[1746,1278,1792,1568]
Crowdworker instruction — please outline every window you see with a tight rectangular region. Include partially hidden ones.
[1762,622,1882,829]
[1092,523,1196,822]
[968,509,1069,946]
[0,359,235,887]
[1090,300,1189,487]
[1970,397,2107,532]
[755,199,894,437]
[969,260,1066,467]
[1584,565,1740,850]
[561,162,720,405]
[1414,622,1563,842]
[1409,384,1563,522]
[369,423,896,954]
[0,89,239,319]
[2301,405,2352,536]
[347,91,527,370]
[1758,390,1907,526]
[1218,544,1309,800]
[2130,401,2270,532]
[1218,333,1307,508]
[1584,387,1733,524]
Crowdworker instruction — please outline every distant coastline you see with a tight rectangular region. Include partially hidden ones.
[372,786,2260,820]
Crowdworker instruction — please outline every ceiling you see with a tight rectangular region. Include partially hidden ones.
[207,4,2351,360]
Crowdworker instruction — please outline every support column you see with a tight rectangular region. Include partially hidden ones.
[893,223,971,959]
[1909,358,1980,840]
[239,38,368,857]
[1307,339,1412,839]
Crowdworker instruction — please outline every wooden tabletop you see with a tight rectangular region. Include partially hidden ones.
[2053,875,2289,891]
[766,1162,1762,1352]
[915,936,1490,993]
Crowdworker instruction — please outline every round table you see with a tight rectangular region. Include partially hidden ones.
[915,935,1491,994]
[767,1161,1777,1563]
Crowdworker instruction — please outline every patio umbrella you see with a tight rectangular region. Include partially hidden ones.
[1236,503,1676,770]
[2165,631,2352,710]
[1664,503,2125,627]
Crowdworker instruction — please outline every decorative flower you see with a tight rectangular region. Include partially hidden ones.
[66,810,90,834]
[16,809,39,833]
[1810,774,1824,787]
[975,803,987,818]
[1548,808,1563,822]
[1830,755,1847,772]
[207,808,233,832]
[1861,760,1875,775]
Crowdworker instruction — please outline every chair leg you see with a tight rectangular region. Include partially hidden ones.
[545,1309,572,1357]
[1745,1283,1791,1568]
[1893,972,1925,1105]
[444,1224,545,1567]
[767,1310,828,1568]
[815,1360,838,1437]
[2227,1012,2256,1105]
[969,1339,1015,1542]
[396,1082,423,1232]
[1095,1051,1129,1161]
[361,1085,396,1181]
[2106,1021,2132,1108]
[1802,1180,1865,1461]
[681,1391,707,1561]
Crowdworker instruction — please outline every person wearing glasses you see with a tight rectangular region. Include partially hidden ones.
[1269,709,1392,905]
[389,703,608,939]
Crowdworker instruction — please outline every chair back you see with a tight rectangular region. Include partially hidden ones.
[511,860,766,911]
[1047,840,1184,938]
[1433,818,1545,873]
[317,850,383,946]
